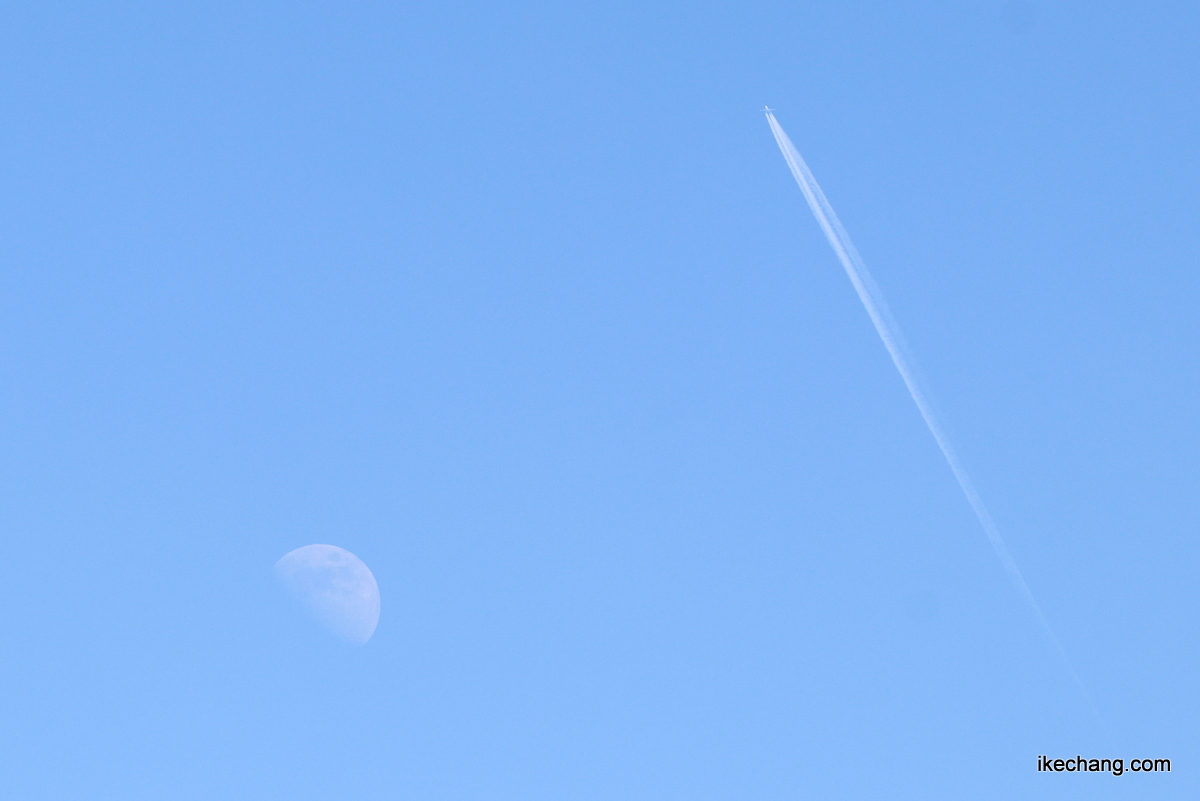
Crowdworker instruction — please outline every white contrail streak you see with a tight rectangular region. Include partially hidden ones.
[765,109,1091,705]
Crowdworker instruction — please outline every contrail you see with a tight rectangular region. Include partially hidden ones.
[765,109,1093,709]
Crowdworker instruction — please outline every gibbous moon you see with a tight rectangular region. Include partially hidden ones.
[274,544,380,645]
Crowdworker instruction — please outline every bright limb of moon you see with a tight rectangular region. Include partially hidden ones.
[274,544,380,645]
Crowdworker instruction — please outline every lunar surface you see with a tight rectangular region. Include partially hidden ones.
[274,544,380,644]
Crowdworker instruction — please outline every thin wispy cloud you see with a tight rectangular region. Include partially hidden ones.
[765,109,1094,715]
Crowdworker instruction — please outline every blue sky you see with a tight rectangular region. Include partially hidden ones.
[2,2,1197,798]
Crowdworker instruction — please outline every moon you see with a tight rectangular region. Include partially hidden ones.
[274,544,380,644]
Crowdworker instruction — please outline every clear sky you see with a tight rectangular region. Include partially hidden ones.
[2,2,1197,798]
